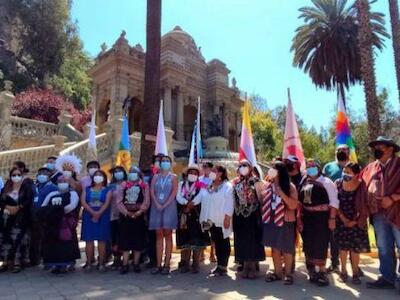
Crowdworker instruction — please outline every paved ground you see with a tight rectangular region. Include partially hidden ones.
[0,254,399,300]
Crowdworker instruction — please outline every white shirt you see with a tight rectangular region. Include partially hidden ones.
[42,190,80,214]
[176,181,202,205]
[316,175,339,209]
[199,181,234,239]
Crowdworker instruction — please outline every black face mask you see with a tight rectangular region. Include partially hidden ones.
[286,164,294,172]
[374,149,384,160]
[336,152,348,162]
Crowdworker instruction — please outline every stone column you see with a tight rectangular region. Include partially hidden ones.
[0,81,14,150]
[176,89,185,141]
[164,87,172,128]
[53,135,67,154]
[223,110,230,138]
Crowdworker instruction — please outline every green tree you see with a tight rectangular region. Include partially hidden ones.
[0,0,92,108]
[291,0,388,104]
[49,21,92,108]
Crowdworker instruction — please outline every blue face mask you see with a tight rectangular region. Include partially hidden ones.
[37,174,49,184]
[143,176,150,183]
[128,172,139,181]
[114,171,125,181]
[306,167,319,177]
[160,161,171,171]
[47,163,55,171]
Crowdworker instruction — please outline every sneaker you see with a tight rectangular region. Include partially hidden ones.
[366,277,395,289]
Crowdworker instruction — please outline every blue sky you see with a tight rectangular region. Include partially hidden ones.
[72,0,398,130]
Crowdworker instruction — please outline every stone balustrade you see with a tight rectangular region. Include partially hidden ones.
[10,116,59,140]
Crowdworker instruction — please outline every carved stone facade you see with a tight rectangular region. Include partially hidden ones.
[89,26,244,152]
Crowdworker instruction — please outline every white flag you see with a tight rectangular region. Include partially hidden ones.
[189,97,202,165]
[155,100,168,156]
[87,110,97,160]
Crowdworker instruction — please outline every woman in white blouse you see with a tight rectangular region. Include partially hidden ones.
[176,165,210,273]
[199,165,234,276]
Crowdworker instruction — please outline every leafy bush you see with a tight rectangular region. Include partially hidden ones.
[12,88,91,131]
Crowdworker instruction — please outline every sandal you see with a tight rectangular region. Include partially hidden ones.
[351,275,361,285]
[151,267,162,275]
[284,275,294,285]
[11,265,22,273]
[339,272,348,283]
[265,272,282,282]
[161,266,170,275]
[316,272,330,287]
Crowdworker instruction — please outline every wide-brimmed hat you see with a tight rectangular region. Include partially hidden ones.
[185,164,200,174]
[368,136,400,153]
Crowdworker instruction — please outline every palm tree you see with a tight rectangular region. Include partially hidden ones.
[389,0,400,104]
[291,0,388,107]
[356,0,382,140]
[139,0,162,169]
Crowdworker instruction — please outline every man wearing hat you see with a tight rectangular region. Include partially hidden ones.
[358,137,400,289]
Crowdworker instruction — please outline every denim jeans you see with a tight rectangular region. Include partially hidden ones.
[372,214,400,284]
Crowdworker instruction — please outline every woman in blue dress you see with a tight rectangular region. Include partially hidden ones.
[149,155,178,275]
[80,169,112,272]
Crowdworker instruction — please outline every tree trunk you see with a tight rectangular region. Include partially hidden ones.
[139,0,162,169]
[389,0,400,104]
[356,0,381,141]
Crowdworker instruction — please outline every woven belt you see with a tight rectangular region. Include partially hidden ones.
[303,204,329,212]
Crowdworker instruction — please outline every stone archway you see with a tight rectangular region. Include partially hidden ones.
[128,97,143,134]
[97,98,110,131]
[183,104,197,142]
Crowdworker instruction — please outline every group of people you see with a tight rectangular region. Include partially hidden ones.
[0,135,399,292]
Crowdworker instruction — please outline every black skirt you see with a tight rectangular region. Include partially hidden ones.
[176,206,210,249]
[301,211,330,260]
[117,214,147,251]
[233,209,265,262]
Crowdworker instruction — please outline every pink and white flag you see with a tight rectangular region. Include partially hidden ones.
[282,91,305,170]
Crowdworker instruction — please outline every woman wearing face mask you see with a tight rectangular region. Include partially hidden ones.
[108,166,127,269]
[263,162,299,285]
[232,160,265,279]
[199,165,234,276]
[176,165,210,273]
[117,166,150,274]
[149,156,178,275]
[334,163,370,284]
[0,167,34,272]
[297,159,338,287]
[81,170,112,272]
[38,176,80,274]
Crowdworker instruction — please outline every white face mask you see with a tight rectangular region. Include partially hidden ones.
[239,166,250,176]
[187,174,198,183]
[93,175,104,184]
[63,170,72,178]
[268,168,278,179]
[11,175,22,183]
[58,182,69,191]
[209,172,217,182]
[88,168,98,176]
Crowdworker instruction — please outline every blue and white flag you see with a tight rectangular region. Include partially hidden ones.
[189,97,203,165]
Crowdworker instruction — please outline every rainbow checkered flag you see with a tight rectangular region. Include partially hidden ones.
[336,96,357,162]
